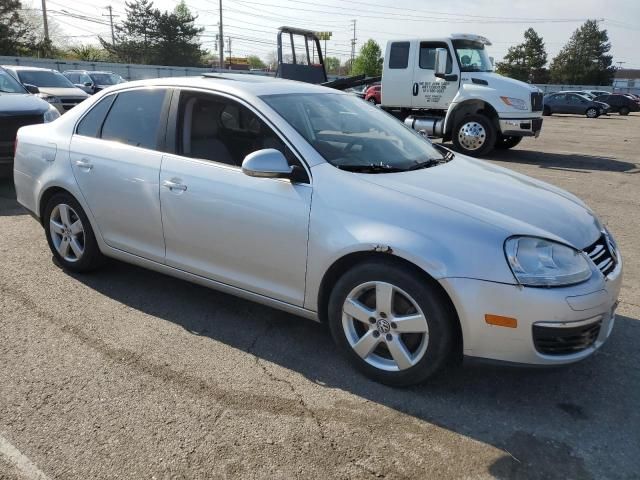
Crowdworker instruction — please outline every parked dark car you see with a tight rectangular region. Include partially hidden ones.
[594,94,640,115]
[62,70,126,95]
[364,84,381,104]
[0,67,59,176]
[542,93,605,118]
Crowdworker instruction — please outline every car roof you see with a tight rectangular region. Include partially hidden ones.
[64,70,116,74]
[106,73,343,97]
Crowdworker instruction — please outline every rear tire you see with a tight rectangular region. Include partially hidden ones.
[619,107,630,116]
[452,114,496,157]
[328,259,455,386]
[43,192,105,273]
[495,135,522,150]
[367,97,377,105]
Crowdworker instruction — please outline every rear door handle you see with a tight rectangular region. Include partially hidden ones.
[162,179,187,191]
[74,158,93,170]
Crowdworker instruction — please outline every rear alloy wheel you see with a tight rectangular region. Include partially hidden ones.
[328,260,455,386]
[452,114,496,157]
[586,107,599,118]
[495,135,522,150]
[44,193,104,272]
[619,107,630,116]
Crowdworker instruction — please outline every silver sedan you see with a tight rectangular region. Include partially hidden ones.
[13,75,622,386]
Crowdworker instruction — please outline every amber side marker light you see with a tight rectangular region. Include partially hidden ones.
[485,314,518,328]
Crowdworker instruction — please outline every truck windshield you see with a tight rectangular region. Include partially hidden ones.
[452,40,493,72]
[261,93,446,173]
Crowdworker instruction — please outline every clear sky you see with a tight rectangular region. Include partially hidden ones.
[40,0,640,68]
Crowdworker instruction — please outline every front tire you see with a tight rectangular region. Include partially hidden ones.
[586,107,599,118]
[542,106,551,116]
[495,135,522,150]
[452,114,496,157]
[328,259,455,386]
[367,97,377,105]
[44,192,104,273]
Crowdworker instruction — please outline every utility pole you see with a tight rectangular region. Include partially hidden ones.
[41,0,50,43]
[102,6,118,45]
[226,36,232,68]
[218,0,224,70]
[350,19,357,73]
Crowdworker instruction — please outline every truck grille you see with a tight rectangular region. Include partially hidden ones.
[531,92,543,111]
[533,320,602,355]
[0,115,44,160]
[584,234,617,277]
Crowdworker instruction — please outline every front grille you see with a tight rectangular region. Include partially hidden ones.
[0,115,43,160]
[533,320,602,355]
[531,92,543,111]
[584,234,617,277]
[60,98,84,110]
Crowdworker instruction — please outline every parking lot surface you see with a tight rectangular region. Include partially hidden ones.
[1,114,639,479]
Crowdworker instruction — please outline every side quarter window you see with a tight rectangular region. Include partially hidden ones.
[75,94,116,138]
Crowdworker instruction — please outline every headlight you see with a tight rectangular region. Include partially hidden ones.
[504,237,592,286]
[37,93,61,104]
[43,104,60,123]
[500,96,528,110]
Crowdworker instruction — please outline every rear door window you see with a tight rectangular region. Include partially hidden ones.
[101,89,167,150]
[389,42,410,69]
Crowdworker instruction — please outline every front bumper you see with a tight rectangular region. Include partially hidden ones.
[499,117,543,138]
[440,253,622,365]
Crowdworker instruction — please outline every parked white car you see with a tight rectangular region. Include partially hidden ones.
[13,75,622,385]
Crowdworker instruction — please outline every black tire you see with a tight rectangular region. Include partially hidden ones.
[452,114,496,157]
[542,106,551,116]
[495,135,523,150]
[367,97,377,105]
[328,259,456,387]
[619,107,630,116]
[43,192,105,273]
[586,107,599,118]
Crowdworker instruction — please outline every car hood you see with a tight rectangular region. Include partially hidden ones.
[359,155,601,249]
[0,93,49,115]
[37,87,89,98]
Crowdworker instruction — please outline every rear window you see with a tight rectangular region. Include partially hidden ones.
[389,42,410,69]
[100,89,167,149]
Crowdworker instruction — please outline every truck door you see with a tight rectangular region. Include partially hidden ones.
[381,41,415,107]
[411,42,458,110]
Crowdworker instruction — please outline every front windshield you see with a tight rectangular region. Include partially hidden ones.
[261,93,445,172]
[0,69,26,93]
[17,70,75,88]
[452,40,493,72]
[91,73,123,85]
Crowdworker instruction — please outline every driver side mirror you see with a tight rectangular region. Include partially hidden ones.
[434,49,448,78]
[242,149,293,180]
[24,83,40,94]
[84,81,93,87]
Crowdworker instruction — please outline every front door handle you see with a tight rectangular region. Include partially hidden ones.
[412,82,419,96]
[74,158,93,170]
[162,179,187,191]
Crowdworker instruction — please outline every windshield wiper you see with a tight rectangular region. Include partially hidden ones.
[406,151,454,171]
[337,164,404,173]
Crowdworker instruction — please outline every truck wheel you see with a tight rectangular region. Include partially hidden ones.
[619,107,630,116]
[452,114,496,157]
[586,107,599,118]
[495,135,522,150]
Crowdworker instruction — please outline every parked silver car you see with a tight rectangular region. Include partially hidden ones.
[13,75,622,386]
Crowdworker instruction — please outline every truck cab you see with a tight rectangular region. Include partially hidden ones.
[382,34,544,156]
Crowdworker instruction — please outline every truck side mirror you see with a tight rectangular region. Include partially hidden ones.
[434,49,448,78]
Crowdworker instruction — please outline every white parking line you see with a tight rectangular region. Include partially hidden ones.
[0,433,50,480]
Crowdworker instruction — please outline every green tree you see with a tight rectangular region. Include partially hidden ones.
[352,39,382,76]
[246,55,265,69]
[550,20,615,85]
[0,0,34,55]
[496,28,548,83]
[69,45,105,62]
[325,56,340,74]
[153,2,203,66]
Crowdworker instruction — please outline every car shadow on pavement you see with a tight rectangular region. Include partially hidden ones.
[0,179,27,217]
[67,259,639,480]
[485,149,639,174]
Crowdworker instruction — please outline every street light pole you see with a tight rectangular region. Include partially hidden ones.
[218,0,224,70]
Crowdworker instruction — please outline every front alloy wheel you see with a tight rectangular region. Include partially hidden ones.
[586,107,599,118]
[49,204,85,262]
[342,281,429,371]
